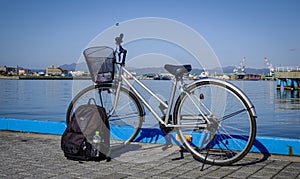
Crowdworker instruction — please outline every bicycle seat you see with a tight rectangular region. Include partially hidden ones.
[164,64,192,77]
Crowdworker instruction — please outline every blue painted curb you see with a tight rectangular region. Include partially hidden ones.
[250,136,300,156]
[0,118,299,156]
[0,118,66,135]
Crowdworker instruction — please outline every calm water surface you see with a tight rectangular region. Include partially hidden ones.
[0,79,299,139]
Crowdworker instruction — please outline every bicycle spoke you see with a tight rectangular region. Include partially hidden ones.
[109,113,140,122]
[174,79,256,165]
[219,108,247,121]
[218,128,247,151]
[219,124,250,135]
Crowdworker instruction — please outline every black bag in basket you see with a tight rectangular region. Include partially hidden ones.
[61,98,110,161]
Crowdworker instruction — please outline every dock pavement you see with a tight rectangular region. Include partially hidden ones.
[1,131,300,179]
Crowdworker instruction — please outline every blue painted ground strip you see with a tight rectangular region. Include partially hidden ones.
[0,118,299,156]
[0,118,66,135]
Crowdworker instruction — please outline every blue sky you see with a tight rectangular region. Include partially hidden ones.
[0,0,299,69]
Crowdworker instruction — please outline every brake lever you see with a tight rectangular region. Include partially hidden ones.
[115,33,123,46]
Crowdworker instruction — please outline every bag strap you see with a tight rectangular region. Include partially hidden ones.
[88,90,104,107]
[88,98,97,105]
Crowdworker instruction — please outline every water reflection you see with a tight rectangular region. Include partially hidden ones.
[276,90,300,110]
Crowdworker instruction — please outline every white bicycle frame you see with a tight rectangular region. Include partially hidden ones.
[110,64,211,129]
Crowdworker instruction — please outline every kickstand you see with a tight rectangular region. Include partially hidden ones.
[200,147,210,171]
[201,133,217,171]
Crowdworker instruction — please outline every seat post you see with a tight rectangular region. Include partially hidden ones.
[164,77,178,124]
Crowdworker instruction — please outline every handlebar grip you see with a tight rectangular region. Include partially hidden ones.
[115,33,124,45]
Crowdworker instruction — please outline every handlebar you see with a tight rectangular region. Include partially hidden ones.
[115,33,123,45]
[115,33,127,65]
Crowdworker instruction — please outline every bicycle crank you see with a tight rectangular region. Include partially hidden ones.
[159,115,174,134]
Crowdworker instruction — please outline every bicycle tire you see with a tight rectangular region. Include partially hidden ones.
[173,78,256,165]
[66,83,144,150]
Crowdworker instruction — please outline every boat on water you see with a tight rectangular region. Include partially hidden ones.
[199,71,209,79]
[153,75,171,80]
[231,73,261,80]
[244,74,261,80]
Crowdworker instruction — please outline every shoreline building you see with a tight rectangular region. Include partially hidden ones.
[46,65,63,76]
[0,66,17,75]
[18,68,31,75]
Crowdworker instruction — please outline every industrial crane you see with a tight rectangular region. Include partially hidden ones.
[264,57,274,76]
[233,57,246,74]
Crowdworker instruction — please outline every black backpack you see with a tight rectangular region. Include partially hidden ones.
[61,98,110,162]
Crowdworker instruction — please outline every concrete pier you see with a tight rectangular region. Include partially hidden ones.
[275,67,300,90]
[1,131,300,178]
[1,118,300,156]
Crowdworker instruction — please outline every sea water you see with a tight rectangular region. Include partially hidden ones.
[0,79,299,139]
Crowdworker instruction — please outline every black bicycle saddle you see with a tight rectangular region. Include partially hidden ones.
[164,64,192,77]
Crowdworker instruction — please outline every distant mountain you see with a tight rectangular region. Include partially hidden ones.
[127,67,165,74]
[30,69,46,73]
[59,63,88,71]
[244,68,270,75]
[58,62,271,75]
[59,63,76,71]
[127,66,205,75]
[222,66,270,75]
[222,66,236,73]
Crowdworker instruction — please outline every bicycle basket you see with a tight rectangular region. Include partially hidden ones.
[83,46,115,83]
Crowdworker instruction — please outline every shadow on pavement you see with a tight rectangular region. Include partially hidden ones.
[112,128,271,166]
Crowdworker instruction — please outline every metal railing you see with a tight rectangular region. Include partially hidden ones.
[275,66,300,72]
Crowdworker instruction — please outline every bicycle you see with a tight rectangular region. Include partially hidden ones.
[66,34,257,166]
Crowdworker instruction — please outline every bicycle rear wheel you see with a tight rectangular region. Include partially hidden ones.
[173,79,256,165]
[66,84,144,150]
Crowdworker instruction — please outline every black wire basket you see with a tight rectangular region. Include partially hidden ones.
[83,46,115,83]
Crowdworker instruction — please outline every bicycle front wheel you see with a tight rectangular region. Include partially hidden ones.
[173,79,256,165]
[66,84,144,150]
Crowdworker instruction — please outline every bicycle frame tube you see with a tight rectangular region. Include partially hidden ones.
[121,67,172,125]
[107,73,123,118]
[110,65,209,129]
[182,90,212,124]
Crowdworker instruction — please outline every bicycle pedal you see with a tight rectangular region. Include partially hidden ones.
[162,144,173,151]
[176,134,192,143]
[159,115,174,134]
